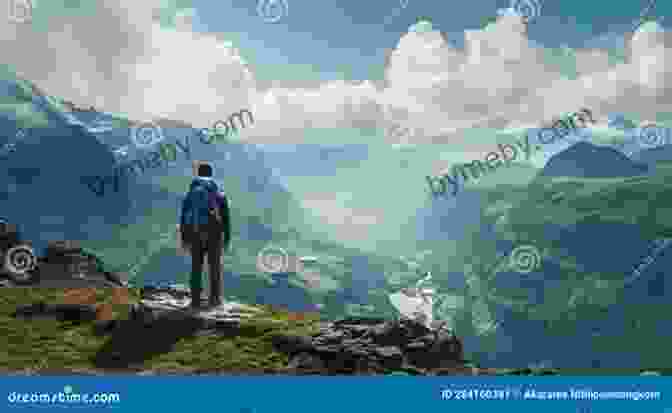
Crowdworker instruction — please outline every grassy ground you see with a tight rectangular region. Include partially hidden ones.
[1,288,668,375]
[0,288,320,374]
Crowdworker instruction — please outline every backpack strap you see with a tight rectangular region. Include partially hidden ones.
[216,192,231,246]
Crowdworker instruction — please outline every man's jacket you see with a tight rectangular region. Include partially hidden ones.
[180,177,231,245]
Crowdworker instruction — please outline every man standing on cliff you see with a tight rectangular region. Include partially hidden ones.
[178,161,231,309]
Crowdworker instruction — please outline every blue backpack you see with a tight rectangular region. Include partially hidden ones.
[181,178,219,228]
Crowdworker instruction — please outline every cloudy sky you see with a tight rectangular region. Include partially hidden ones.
[1,0,670,249]
[1,0,670,151]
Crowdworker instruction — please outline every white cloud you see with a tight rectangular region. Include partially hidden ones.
[393,15,672,147]
[0,0,255,129]
[1,2,671,151]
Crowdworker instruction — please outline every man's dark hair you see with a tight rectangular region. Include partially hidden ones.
[197,163,213,177]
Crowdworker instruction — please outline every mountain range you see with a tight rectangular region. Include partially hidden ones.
[3,65,672,369]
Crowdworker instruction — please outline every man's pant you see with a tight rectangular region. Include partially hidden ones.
[181,222,223,307]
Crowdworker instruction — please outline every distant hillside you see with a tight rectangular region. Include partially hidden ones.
[450,154,672,367]
[539,142,648,178]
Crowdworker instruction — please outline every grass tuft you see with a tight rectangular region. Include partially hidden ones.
[0,288,318,374]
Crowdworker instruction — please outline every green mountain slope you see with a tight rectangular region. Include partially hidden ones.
[424,160,672,366]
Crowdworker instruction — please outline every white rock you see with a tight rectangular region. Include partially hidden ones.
[388,291,434,328]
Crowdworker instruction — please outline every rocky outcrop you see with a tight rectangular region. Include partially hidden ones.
[0,235,128,288]
[271,317,469,375]
[10,282,264,340]
[0,219,21,252]
[1,230,559,376]
[41,241,127,286]
[6,278,564,375]
[130,285,263,329]
[12,302,99,322]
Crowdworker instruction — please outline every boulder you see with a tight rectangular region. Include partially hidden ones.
[1,238,127,288]
[45,240,83,257]
[287,352,326,371]
[12,302,98,323]
[0,220,21,251]
[272,317,465,375]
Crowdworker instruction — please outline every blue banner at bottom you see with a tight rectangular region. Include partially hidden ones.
[1,376,669,412]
